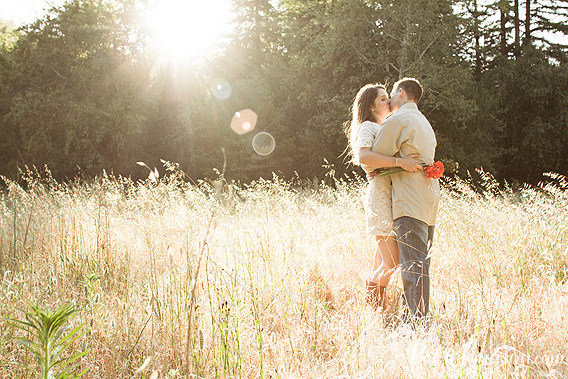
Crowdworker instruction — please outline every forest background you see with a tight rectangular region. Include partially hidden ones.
[0,0,567,185]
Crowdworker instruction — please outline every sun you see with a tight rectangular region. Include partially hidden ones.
[145,0,232,60]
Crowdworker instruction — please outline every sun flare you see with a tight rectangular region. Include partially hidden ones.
[146,0,232,59]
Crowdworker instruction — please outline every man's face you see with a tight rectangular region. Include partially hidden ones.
[389,86,402,112]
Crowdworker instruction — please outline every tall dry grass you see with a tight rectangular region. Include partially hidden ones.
[1,165,567,378]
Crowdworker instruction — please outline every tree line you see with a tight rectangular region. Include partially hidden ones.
[0,0,567,184]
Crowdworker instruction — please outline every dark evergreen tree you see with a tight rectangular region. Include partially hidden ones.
[0,0,566,183]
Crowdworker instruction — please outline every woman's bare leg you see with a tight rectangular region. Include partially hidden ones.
[371,241,383,281]
[367,236,400,308]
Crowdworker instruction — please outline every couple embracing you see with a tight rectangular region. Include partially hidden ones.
[347,78,440,324]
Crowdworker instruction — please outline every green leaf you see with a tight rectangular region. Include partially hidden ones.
[7,302,90,378]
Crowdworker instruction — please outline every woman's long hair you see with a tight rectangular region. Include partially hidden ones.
[345,83,385,164]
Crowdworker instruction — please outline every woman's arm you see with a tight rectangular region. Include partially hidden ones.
[358,148,421,172]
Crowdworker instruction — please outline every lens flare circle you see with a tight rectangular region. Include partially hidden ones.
[211,79,232,100]
[252,132,275,156]
[230,109,257,135]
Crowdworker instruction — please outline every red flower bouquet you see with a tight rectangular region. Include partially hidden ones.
[375,159,458,179]
[424,161,445,179]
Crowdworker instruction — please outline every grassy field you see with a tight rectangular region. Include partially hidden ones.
[1,165,567,378]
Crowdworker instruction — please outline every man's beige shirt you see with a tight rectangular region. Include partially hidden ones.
[371,102,440,226]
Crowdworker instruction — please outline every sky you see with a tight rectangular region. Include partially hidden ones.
[0,0,66,26]
[1,0,566,46]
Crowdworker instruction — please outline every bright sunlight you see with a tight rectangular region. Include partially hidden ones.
[145,0,233,59]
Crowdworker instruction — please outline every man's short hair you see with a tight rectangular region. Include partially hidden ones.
[394,77,423,103]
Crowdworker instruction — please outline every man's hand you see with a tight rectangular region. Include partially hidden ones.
[399,154,423,172]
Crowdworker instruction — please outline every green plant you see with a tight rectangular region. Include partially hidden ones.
[7,302,89,379]
[82,273,101,319]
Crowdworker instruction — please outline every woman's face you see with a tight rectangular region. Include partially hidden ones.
[370,88,390,122]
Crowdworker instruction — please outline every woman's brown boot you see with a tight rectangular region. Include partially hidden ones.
[366,281,380,308]
[366,281,387,310]
[378,285,387,310]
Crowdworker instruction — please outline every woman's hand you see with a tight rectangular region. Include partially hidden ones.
[367,170,377,182]
[398,154,422,172]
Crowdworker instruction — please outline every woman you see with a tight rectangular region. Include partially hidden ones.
[346,83,421,309]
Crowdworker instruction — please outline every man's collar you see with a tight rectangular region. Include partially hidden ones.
[399,102,418,111]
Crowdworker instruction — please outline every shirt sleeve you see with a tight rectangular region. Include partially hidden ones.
[371,116,403,156]
[355,121,377,150]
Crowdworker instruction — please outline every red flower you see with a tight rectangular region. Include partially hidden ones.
[375,159,457,179]
[424,161,444,179]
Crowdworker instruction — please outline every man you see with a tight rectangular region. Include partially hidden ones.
[371,77,440,323]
